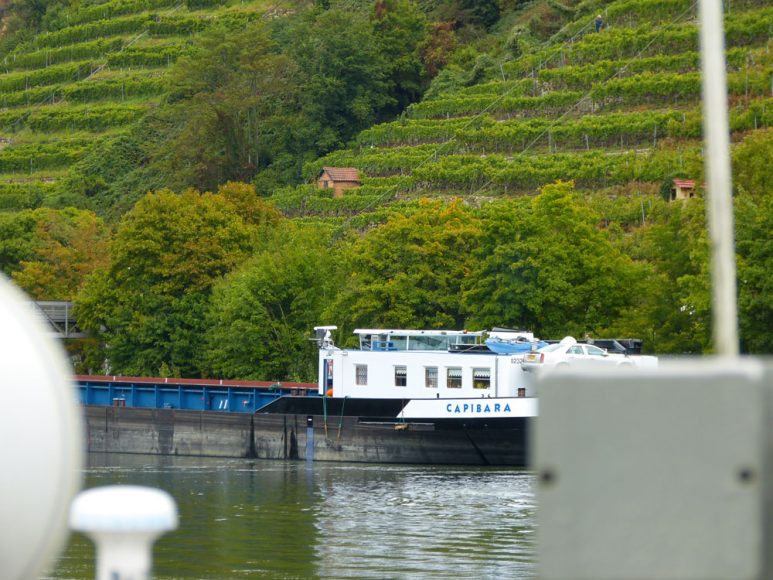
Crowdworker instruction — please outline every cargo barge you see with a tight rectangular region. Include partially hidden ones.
[78,326,537,466]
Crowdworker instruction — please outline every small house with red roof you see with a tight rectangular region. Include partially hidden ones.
[670,178,696,201]
[317,167,361,198]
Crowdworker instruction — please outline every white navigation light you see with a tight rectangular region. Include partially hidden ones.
[0,275,83,579]
[70,485,178,580]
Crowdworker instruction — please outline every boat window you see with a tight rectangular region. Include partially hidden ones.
[472,368,491,389]
[372,339,396,351]
[425,367,438,388]
[409,336,446,350]
[446,367,462,389]
[394,366,407,387]
[355,365,368,386]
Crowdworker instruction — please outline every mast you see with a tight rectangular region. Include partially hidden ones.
[698,0,739,356]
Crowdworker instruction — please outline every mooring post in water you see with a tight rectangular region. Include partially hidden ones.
[306,415,314,463]
[70,485,178,580]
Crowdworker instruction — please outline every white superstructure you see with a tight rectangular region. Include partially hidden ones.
[316,326,535,401]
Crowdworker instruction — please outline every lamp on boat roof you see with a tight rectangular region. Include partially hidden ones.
[314,325,337,348]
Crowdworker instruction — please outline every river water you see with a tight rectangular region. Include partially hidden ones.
[49,453,536,579]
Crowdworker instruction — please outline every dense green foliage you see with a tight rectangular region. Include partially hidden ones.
[75,185,278,375]
[0,0,771,380]
[0,206,110,299]
[8,0,437,208]
[462,181,644,337]
[201,224,342,381]
[327,199,482,334]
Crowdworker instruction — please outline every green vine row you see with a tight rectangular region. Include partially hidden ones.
[5,38,124,71]
[356,116,496,147]
[62,75,166,102]
[506,7,773,76]
[407,91,584,120]
[0,140,92,172]
[454,111,685,152]
[33,15,152,49]
[0,103,149,132]
[106,43,187,67]
[0,61,95,92]
[0,182,55,210]
[64,0,179,28]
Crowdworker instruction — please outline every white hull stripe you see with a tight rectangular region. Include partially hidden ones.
[400,398,538,419]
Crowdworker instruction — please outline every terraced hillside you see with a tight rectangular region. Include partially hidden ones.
[270,0,773,217]
[0,0,277,210]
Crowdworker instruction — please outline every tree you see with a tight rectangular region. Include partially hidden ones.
[606,198,711,353]
[736,192,773,353]
[371,0,429,114]
[733,128,773,200]
[0,210,38,278]
[76,189,260,376]
[459,0,500,29]
[3,0,55,32]
[420,21,458,79]
[462,182,644,338]
[140,3,436,197]
[201,223,342,381]
[284,5,393,152]
[216,181,283,228]
[57,128,162,218]
[425,0,500,31]
[153,21,301,192]
[11,208,111,300]
[327,199,482,338]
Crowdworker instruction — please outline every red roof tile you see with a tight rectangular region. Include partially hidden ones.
[321,167,360,182]
[672,179,695,188]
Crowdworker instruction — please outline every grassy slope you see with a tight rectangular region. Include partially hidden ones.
[269,0,773,218]
[0,0,770,215]
[0,0,277,210]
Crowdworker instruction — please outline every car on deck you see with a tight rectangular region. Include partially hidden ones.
[521,336,651,372]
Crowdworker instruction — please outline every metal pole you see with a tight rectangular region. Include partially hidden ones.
[698,0,739,356]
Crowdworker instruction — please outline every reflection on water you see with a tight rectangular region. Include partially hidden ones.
[49,454,535,579]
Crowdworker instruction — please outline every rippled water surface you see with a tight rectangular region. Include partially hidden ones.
[50,454,536,579]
